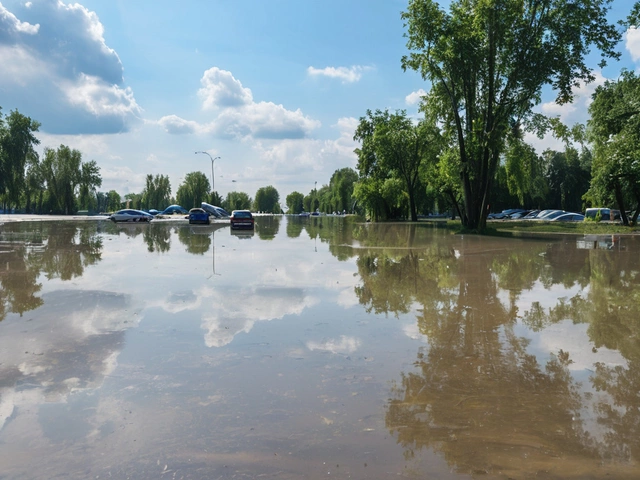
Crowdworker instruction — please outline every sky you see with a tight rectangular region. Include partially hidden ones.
[0,0,639,204]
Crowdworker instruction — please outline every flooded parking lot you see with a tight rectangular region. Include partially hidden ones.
[1,217,639,479]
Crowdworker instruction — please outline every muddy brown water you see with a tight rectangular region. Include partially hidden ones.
[0,218,639,479]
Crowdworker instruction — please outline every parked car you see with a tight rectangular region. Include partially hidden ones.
[109,209,153,223]
[551,213,585,222]
[585,208,621,221]
[530,209,564,220]
[522,210,541,219]
[188,208,210,225]
[160,205,188,215]
[230,210,255,229]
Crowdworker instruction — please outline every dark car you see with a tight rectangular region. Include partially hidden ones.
[160,205,189,215]
[188,208,210,225]
[230,210,255,229]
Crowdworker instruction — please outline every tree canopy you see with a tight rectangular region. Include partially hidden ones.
[401,0,621,231]
[253,185,281,214]
[176,171,210,209]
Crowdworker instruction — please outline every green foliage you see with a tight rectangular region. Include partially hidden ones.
[176,171,210,209]
[354,109,440,221]
[223,191,252,211]
[141,174,172,210]
[253,185,281,213]
[0,109,40,209]
[401,0,621,231]
[286,191,305,214]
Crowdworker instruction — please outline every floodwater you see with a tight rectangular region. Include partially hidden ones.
[1,217,639,479]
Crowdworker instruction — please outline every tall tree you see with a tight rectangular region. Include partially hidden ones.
[41,145,82,214]
[223,191,252,211]
[176,171,210,209]
[78,160,102,211]
[402,0,621,231]
[354,109,439,221]
[141,174,172,210]
[587,70,640,225]
[253,185,281,214]
[286,191,305,214]
[0,109,40,210]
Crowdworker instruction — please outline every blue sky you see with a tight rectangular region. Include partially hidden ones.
[0,0,639,203]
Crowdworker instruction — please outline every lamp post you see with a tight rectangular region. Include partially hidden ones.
[195,151,220,192]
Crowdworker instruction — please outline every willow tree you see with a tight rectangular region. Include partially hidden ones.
[401,0,621,231]
[354,109,441,222]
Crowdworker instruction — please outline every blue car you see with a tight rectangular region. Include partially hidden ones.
[188,208,210,225]
[160,205,188,215]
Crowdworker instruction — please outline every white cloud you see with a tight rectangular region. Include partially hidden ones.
[307,65,369,83]
[0,1,139,133]
[405,88,427,105]
[198,67,253,109]
[0,3,39,35]
[625,27,640,62]
[159,68,320,140]
[100,166,147,193]
[158,114,200,135]
[211,101,320,139]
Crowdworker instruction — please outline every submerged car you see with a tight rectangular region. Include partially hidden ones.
[109,209,153,223]
[188,208,210,225]
[230,210,255,229]
[201,203,230,218]
[160,205,189,215]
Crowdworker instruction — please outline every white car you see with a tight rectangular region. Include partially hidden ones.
[550,213,585,222]
[109,209,153,223]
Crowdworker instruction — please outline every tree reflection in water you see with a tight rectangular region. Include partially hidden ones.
[0,222,103,321]
[342,226,640,477]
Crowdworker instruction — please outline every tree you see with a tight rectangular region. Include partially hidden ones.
[286,191,305,214]
[141,174,172,210]
[41,145,82,214]
[223,191,252,211]
[402,0,621,231]
[253,185,281,213]
[354,109,440,221]
[587,70,640,225]
[0,109,40,210]
[328,168,358,213]
[105,190,121,211]
[78,160,102,211]
[176,171,210,209]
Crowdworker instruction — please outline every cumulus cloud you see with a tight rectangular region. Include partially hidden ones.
[160,68,319,140]
[158,115,200,135]
[405,88,427,105]
[0,1,140,133]
[198,67,253,109]
[626,27,640,62]
[307,65,369,83]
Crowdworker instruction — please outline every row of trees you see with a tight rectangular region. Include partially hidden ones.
[349,0,640,231]
[1,107,104,214]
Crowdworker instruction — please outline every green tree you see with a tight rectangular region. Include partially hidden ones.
[124,192,142,210]
[223,191,252,211]
[176,171,210,209]
[77,160,102,211]
[253,185,281,214]
[354,109,440,221]
[286,191,305,214]
[105,190,121,211]
[586,70,640,225]
[0,109,41,210]
[41,145,82,214]
[401,0,621,231]
[141,174,172,210]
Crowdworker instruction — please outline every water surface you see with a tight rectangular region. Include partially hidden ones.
[0,218,639,479]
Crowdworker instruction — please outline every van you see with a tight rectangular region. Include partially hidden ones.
[585,208,621,221]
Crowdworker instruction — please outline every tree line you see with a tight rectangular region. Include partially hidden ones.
[350,0,640,230]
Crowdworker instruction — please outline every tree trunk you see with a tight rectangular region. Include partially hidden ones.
[614,180,628,226]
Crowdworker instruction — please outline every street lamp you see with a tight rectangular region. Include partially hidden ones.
[195,151,220,192]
